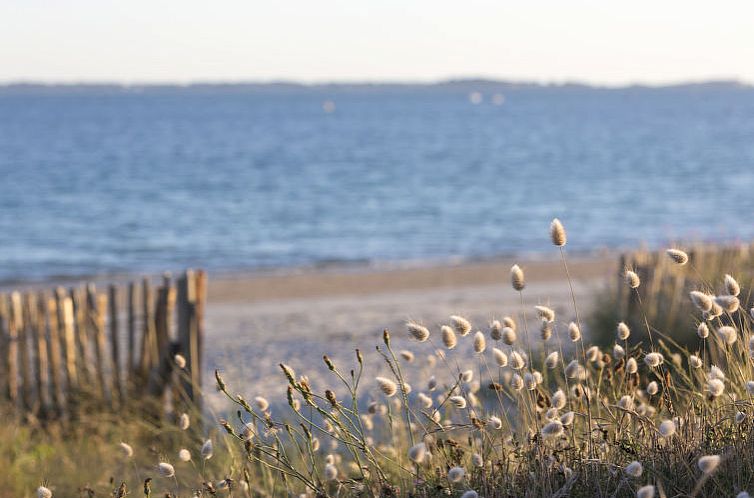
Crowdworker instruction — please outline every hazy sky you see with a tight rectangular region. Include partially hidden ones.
[2,0,754,85]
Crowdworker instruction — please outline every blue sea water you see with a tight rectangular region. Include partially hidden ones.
[2,86,754,281]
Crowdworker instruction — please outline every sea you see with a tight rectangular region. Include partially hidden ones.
[2,83,754,282]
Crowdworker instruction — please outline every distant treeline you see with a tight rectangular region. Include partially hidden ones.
[0,79,751,95]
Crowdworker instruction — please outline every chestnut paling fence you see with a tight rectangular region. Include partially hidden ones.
[0,269,206,421]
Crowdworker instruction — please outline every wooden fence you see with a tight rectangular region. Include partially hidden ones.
[0,270,206,421]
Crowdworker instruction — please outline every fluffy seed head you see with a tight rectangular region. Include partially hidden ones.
[493,347,508,367]
[201,439,214,460]
[618,395,634,410]
[697,322,710,339]
[542,420,564,438]
[737,492,751,498]
[725,274,741,296]
[488,416,503,429]
[535,305,555,323]
[550,218,567,246]
[717,326,738,345]
[178,449,191,462]
[617,322,630,341]
[460,491,478,498]
[644,352,664,368]
[441,325,457,349]
[400,350,415,362]
[254,396,270,412]
[585,345,599,362]
[324,463,338,481]
[376,377,398,397]
[697,454,721,474]
[450,315,472,336]
[473,331,486,353]
[417,392,433,409]
[689,355,702,369]
[560,411,575,426]
[625,270,640,289]
[715,295,740,313]
[625,461,643,477]
[690,291,713,312]
[489,320,502,340]
[747,381,754,395]
[448,466,465,482]
[540,320,552,341]
[37,487,53,498]
[461,370,473,383]
[427,376,437,391]
[568,322,581,342]
[626,357,638,374]
[707,378,725,397]
[449,395,467,409]
[666,248,688,265]
[736,411,746,424]
[545,351,559,369]
[658,419,676,437]
[510,351,525,370]
[472,453,484,467]
[178,412,190,430]
[407,321,430,342]
[565,360,585,380]
[612,344,625,359]
[157,462,175,478]
[408,443,427,463]
[502,316,516,330]
[174,354,187,369]
[510,264,525,291]
[502,327,517,345]
[646,381,659,395]
[119,442,133,458]
[510,373,524,390]
[523,372,537,390]
[709,365,726,381]
[552,389,566,409]
[636,484,655,498]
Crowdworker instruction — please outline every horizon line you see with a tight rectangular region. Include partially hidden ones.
[0,76,751,90]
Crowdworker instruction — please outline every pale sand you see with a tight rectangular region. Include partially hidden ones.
[204,255,617,407]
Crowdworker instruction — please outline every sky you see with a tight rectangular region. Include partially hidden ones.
[1,0,754,85]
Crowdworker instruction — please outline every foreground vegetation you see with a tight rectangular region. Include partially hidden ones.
[19,220,754,497]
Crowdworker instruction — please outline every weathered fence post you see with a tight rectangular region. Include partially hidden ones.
[109,285,122,403]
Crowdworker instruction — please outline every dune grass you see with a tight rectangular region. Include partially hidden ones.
[19,220,754,497]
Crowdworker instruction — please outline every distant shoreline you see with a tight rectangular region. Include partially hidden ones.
[0,78,750,95]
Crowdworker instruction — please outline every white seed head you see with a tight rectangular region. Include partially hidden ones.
[399,350,415,362]
[565,360,585,380]
[201,439,214,460]
[560,411,575,426]
[658,419,676,437]
[417,392,433,409]
[705,301,724,320]
[37,487,53,498]
[540,320,553,341]
[624,460,643,477]
[709,365,726,381]
[535,305,556,323]
[717,326,738,345]
[747,381,754,395]
[625,270,641,289]
[450,315,472,336]
[666,248,688,265]
[568,322,581,342]
[542,420,564,438]
[613,344,625,359]
[441,325,457,349]
[178,412,190,430]
[707,378,725,397]
[493,347,508,367]
[178,448,191,462]
[690,291,714,312]
[617,322,631,341]
[157,462,175,478]
[174,353,187,369]
[552,389,567,409]
[472,453,484,467]
[510,373,524,391]
[636,484,655,498]
[550,218,567,246]
[644,352,664,368]
[646,381,659,396]
[473,331,486,353]
[461,370,474,383]
[715,295,740,313]
[697,322,710,339]
[545,351,560,369]
[502,316,516,330]
[502,326,517,345]
[376,377,398,397]
[488,416,503,430]
[689,355,702,369]
[408,443,427,463]
[737,492,751,498]
[510,350,526,370]
[697,454,721,474]
[586,345,600,362]
[511,264,525,291]
[428,376,437,391]
[523,372,537,390]
[736,411,746,424]
[626,357,638,374]
[618,395,634,410]
[407,321,430,342]
[447,466,465,482]
[489,320,503,340]
[449,395,467,409]
[460,491,479,498]
[725,274,741,296]
[324,463,338,481]
[119,441,134,458]
[254,396,270,412]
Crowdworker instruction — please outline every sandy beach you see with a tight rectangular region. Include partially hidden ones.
[203,254,617,405]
